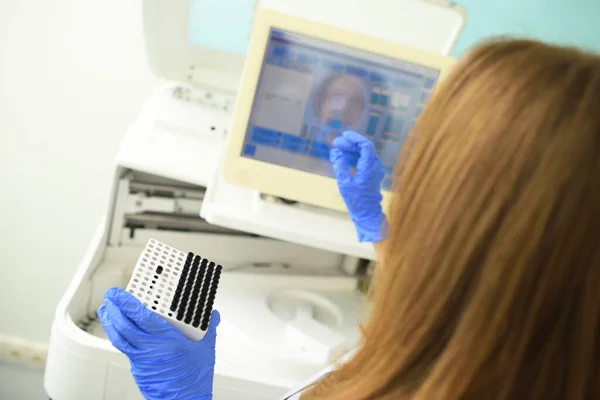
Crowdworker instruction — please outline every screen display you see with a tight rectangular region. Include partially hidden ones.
[188,0,255,55]
[241,29,440,190]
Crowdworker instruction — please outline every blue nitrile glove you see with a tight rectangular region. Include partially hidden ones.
[98,287,220,400]
[330,130,387,242]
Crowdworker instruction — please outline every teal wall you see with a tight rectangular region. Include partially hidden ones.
[451,0,598,57]
[188,0,598,58]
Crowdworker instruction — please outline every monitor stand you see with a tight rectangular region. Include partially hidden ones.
[258,193,347,219]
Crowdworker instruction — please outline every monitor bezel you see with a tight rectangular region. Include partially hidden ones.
[223,8,456,213]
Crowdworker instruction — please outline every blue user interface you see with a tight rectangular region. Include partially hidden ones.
[242,29,440,190]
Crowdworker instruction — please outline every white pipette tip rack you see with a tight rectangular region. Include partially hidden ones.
[125,239,222,341]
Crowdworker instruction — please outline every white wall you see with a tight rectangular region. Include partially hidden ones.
[0,0,157,398]
[0,364,48,400]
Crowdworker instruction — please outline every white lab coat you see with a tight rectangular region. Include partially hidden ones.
[280,350,356,400]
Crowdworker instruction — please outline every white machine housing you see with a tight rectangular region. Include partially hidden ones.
[44,85,368,400]
[44,1,466,399]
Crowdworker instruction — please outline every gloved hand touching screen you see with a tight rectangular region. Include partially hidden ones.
[330,130,388,243]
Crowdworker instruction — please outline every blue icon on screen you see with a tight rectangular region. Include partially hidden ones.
[379,94,389,107]
[281,134,308,153]
[346,65,368,77]
[281,144,307,153]
[366,115,379,136]
[370,92,380,105]
[251,127,281,146]
[311,142,330,153]
[243,144,257,157]
[309,141,331,160]
[273,46,287,57]
[384,117,392,132]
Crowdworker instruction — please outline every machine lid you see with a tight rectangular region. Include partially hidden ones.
[142,0,465,93]
[117,85,230,187]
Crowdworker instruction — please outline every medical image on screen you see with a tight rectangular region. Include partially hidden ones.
[241,29,440,190]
